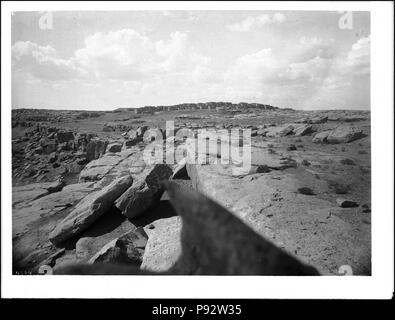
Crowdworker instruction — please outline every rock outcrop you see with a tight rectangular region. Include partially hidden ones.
[86,138,108,161]
[115,164,173,219]
[327,126,365,144]
[312,130,332,143]
[49,175,134,244]
[88,228,148,265]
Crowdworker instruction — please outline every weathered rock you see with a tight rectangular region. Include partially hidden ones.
[336,198,359,208]
[115,164,173,219]
[86,138,107,161]
[102,124,114,132]
[136,126,148,137]
[39,248,66,268]
[49,174,134,244]
[12,180,66,207]
[89,228,148,264]
[13,182,97,271]
[107,143,122,153]
[161,182,319,275]
[251,148,297,171]
[57,142,72,152]
[79,153,127,182]
[48,152,57,163]
[34,146,43,154]
[140,216,182,272]
[76,157,89,165]
[294,124,315,136]
[184,143,370,275]
[343,116,366,122]
[308,116,328,124]
[46,179,65,193]
[265,124,294,137]
[12,184,50,207]
[312,130,332,143]
[327,126,365,144]
[56,131,74,143]
[257,128,267,136]
[125,129,138,139]
[297,187,315,195]
[74,218,137,262]
[340,158,356,165]
[124,138,142,147]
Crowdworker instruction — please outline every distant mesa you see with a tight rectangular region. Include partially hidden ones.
[112,102,280,114]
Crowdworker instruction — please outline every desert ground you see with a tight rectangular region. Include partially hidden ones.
[11,103,371,275]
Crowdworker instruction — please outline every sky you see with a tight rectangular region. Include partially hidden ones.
[11,11,370,110]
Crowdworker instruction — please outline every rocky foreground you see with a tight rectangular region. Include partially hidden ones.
[12,107,371,275]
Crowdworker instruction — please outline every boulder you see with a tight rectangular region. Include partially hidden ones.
[12,180,66,207]
[102,124,114,132]
[344,116,366,122]
[56,131,74,143]
[293,124,315,136]
[88,228,148,265]
[312,130,332,143]
[107,143,122,153]
[124,137,142,147]
[48,152,57,163]
[125,129,138,139]
[250,148,298,171]
[13,182,97,271]
[86,138,108,161]
[34,146,43,154]
[336,198,359,208]
[76,154,89,165]
[297,187,315,195]
[136,126,148,137]
[57,142,72,152]
[46,179,65,193]
[257,128,267,136]
[74,218,137,262]
[326,126,365,144]
[115,164,173,219]
[79,153,125,182]
[265,124,294,137]
[308,116,328,124]
[49,174,134,244]
[140,216,182,272]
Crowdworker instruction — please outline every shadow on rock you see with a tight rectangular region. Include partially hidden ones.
[56,182,319,275]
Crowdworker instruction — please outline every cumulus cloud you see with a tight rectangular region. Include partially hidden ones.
[75,29,210,80]
[213,34,370,108]
[295,37,335,61]
[226,13,286,32]
[12,29,211,82]
[281,56,333,82]
[12,41,87,80]
[224,48,284,85]
[344,35,370,75]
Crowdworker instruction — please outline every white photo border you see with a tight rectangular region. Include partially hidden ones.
[1,1,393,299]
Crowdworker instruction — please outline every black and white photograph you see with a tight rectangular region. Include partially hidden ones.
[1,1,393,300]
